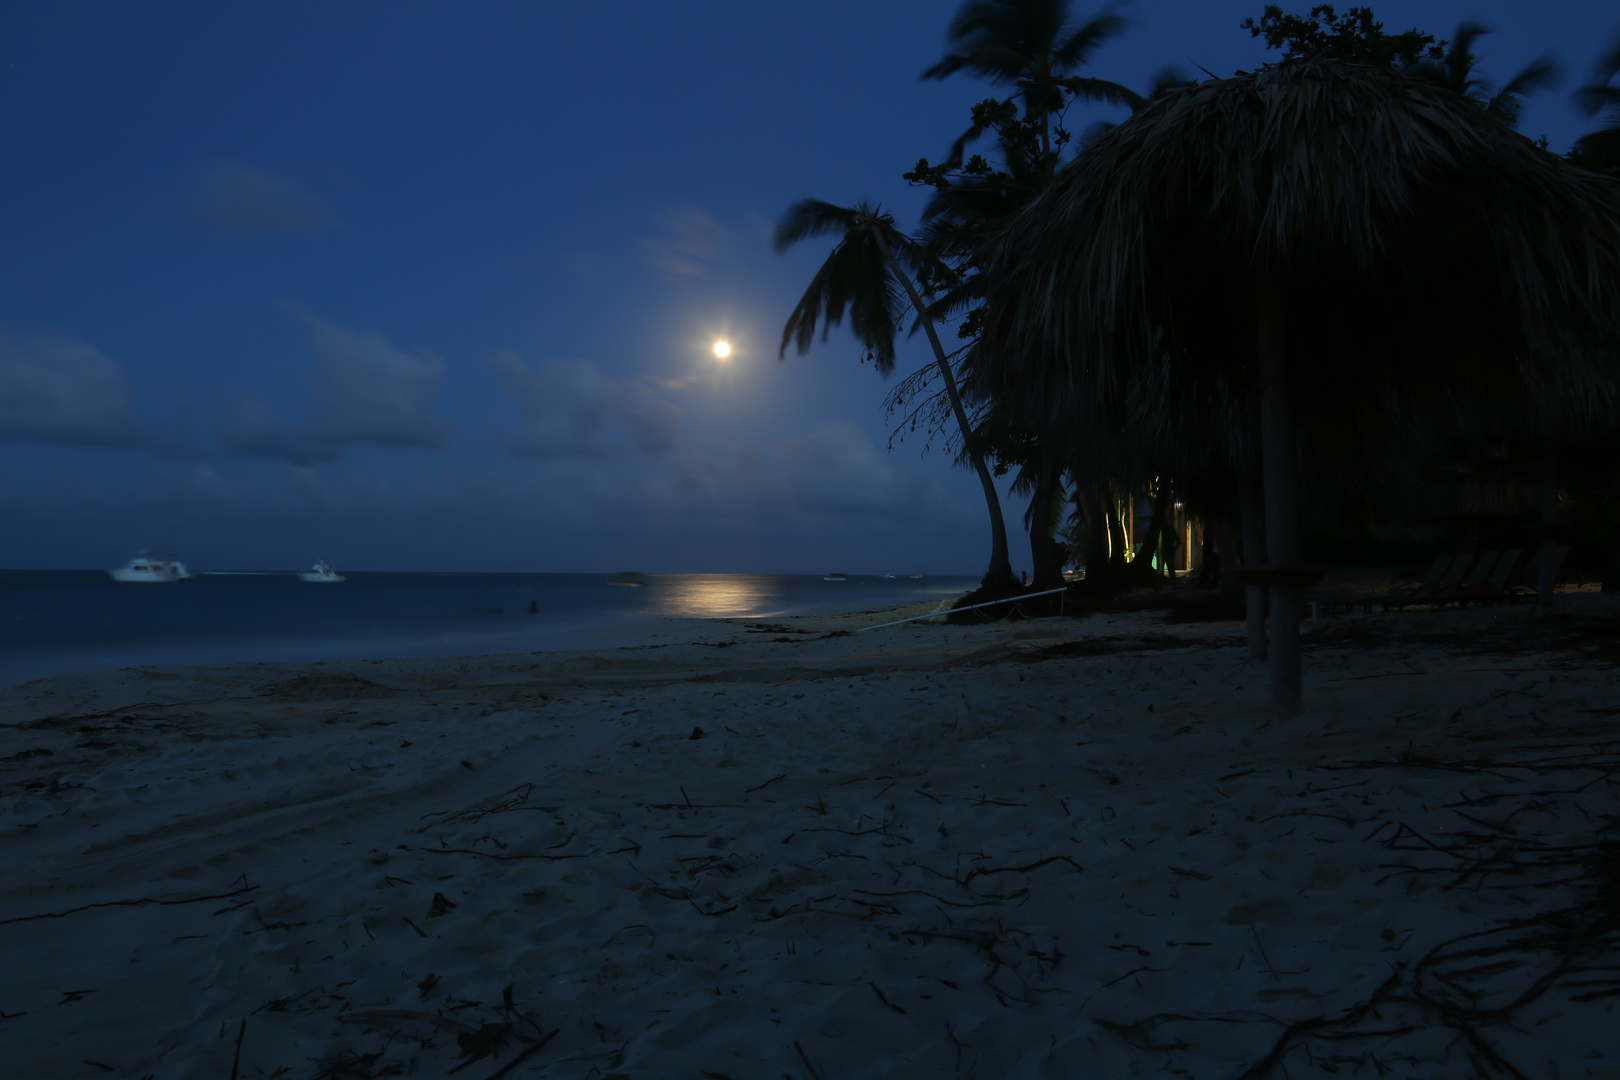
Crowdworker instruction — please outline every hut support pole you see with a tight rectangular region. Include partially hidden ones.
[1257,278,1303,718]
[1538,446,1558,609]
[1239,471,1267,661]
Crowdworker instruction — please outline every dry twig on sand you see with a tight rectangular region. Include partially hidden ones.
[1229,744,1620,1078]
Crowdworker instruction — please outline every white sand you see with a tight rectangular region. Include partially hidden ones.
[1,595,1617,1079]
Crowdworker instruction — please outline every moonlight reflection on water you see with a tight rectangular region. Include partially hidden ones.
[646,573,792,618]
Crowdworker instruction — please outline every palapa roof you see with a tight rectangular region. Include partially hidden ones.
[977,59,1620,491]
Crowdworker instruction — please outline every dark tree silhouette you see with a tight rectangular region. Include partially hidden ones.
[922,0,1143,169]
[774,200,1015,588]
[979,60,1620,716]
[1409,22,1561,125]
[911,0,1145,588]
[1242,4,1444,68]
[1573,32,1620,174]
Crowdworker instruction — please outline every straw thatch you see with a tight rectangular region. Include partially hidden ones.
[976,58,1620,716]
[978,58,1620,493]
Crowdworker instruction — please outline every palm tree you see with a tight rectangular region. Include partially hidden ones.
[922,0,1143,174]
[916,1,1146,588]
[775,200,1015,588]
[978,59,1620,716]
[1573,32,1620,174]
[1409,21,1561,125]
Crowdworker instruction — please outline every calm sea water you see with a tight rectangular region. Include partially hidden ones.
[0,571,975,685]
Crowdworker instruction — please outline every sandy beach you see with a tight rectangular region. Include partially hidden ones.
[2,594,1617,1079]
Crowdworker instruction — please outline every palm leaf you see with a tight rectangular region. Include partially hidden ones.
[773,199,860,253]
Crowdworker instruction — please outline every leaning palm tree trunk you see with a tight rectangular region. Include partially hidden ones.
[871,233,1014,587]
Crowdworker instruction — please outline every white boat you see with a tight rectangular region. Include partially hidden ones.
[298,559,346,583]
[108,552,193,583]
[824,572,847,582]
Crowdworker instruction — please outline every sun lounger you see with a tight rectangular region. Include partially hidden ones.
[1451,550,1522,608]
[1312,553,1455,615]
[1384,552,1475,610]
[1505,543,1572,602]
[1437,549,1503,605]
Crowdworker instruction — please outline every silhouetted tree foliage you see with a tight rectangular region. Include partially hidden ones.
[978,57,1620,708]
[922,0,1143,167]
[1408,22,1561,126]
[1572,32,1620,175]
[774,200,1016,588]
[1242,4,1444,68]
[904,0,1151,590]
[774,2,1620,615]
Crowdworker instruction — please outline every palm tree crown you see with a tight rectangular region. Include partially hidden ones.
[1573,32,1620,174]
[923,0,1142,163]
[775,198,1016,586]
[775,201,916,374]
[1409,21,1561,125]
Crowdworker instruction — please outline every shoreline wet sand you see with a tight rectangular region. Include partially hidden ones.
[1,594,1616,1078]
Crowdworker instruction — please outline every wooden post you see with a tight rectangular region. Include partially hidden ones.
[1239,470,1267,661]
[1258,276,1303,718]
[1537,446,1558,609]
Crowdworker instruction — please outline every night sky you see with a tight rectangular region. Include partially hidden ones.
[3,1,1613,574]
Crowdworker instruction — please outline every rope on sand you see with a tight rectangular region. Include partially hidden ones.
[855,586,1069,633]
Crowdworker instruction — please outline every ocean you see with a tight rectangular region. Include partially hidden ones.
[0,570,975,685]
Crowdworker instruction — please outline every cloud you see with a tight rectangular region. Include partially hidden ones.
[778,419,940,517]
[303,315,450,449]
[488,353,618,458]
[620,388,682,455]
[214,313,450,464]
[641,205,727,278]
[190,162,338,236]
[0,329,145,447]
[213,395,341,466]
[489,351,681,459]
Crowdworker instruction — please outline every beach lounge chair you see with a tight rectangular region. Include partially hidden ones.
[1438,549,1503,605]
[1449,548,1522,606]
[1384,552,1475,610]
[1505,543,1572,602]
[1311,553,1458,615]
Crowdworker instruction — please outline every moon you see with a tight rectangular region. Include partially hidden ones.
[713,340,731,359]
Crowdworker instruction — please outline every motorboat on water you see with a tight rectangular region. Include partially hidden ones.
[298,559,346,583]
[882,571,896,579]
[824,572,848,582]
[108,552,193,583]
[608,571,647,588]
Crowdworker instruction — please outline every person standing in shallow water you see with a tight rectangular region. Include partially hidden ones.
[528,601,539,614]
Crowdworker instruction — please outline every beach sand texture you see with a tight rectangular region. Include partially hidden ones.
[1,597,1617,1078]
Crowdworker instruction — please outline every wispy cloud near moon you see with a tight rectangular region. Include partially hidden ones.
[189,161,338,237]
[641,205,728,278]
[214,311,451,465]
[487,351,681,460]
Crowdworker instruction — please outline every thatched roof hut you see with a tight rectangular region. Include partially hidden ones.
[978,59,1620,714]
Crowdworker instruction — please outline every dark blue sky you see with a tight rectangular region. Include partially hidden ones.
[3,1,1613,573]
